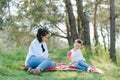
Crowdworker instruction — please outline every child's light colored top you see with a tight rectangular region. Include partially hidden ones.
[71,49,86,62]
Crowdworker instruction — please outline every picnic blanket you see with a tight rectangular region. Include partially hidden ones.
[23,63,104,74]
[45,63,104,74]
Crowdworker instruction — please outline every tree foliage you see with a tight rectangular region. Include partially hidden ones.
[0,0,12,30]
[0,0,120,59]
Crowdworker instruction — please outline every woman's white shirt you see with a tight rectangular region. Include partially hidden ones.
[25,38,49,66]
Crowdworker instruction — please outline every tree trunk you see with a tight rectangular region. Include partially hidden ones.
[66,13,73,46]
[93,0,99,46]
[76,0,91,50]
[76,0,82,39]
[83,12,91,50]
[65,0,78,45]
[110,0,116,63]
[77,14,82,39]
[100,25,107,51]
[76,0,84,40]
[0,17,3,30]
[106,26,110,49]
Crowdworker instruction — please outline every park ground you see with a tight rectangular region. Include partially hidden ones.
[0,48,120,80]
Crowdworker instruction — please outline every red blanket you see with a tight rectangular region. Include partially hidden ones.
[23,63,104,74]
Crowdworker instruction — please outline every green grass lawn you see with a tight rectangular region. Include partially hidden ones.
[0,49,120,80]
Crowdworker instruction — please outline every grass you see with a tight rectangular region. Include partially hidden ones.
[0,48,120,80]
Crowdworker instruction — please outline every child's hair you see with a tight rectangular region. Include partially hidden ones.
[75,39,83,44]
[36,28,49,43]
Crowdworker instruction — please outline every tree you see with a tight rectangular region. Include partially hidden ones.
[110,0,116,63]
[65,0,78,46]
[0,0,12,30]
[6,0,65,46]
[76,0,91,50]
[93,0,101,46]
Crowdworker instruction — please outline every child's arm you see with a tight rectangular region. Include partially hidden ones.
[68,61,76,67]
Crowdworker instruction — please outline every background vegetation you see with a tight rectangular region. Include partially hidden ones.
[0,0,120,80]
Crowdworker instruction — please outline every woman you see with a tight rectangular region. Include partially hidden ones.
[25,28,55,75]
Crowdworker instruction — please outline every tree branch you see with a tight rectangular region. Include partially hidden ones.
[55,34,67,39]
[54,24,67,35]
[50,31,67,39]
[115,13,120,18]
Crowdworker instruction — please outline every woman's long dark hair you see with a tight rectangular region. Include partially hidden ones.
[36,28,49,43]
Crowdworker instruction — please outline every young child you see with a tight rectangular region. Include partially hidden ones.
[67,39,92,72]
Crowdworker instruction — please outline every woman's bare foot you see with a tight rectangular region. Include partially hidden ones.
[27,67,32,72]
[30,69,41,75]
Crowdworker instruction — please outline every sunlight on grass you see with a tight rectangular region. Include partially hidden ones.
[58,71,78,78]
[90,50,117,70]
[116,53,120,67]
